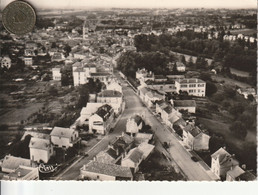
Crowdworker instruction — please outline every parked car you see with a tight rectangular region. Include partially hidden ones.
[191,156,199,162]
[163,142,169,149]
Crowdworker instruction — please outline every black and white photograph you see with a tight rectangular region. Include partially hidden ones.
[0,0,257,183]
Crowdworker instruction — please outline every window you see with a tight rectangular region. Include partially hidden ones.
[189,84,196,88]
[198,84,204,87]
[189,90,194,93]
[181,84,187,88]
[160,86,163,89]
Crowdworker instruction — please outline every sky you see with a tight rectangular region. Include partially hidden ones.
[0,0,256,9]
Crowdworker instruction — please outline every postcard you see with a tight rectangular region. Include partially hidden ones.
[0,0,257,183]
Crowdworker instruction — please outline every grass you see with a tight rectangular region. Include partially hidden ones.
[230,68,250,78]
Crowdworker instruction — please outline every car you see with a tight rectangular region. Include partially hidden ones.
[163,142,169,149]
[191,156,199,162]
[84,153,89,157]
[109,128,114,133]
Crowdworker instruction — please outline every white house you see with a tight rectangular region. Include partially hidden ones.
[89,104,114,135]
[176,62,186,72]
[237,88,256,99]
[137,142,155,160]
[121,148,144,173]
[29,137,54,163]
[50,127,80,149]
[79,103,103,125]
[52,67,61,81]
[80,161,133,181]
[72,63,97,86]
[175,78,206,97]
[0,155,35,174]
[182,124,210,151]
[136,68,155,85]
[106,80,122,93]
[24,57,33,66]
[226,165,245,181]
[1,56,11,69]
[172,100,196,113]
[211,147,239,179]
[2,165,39,180]
[126,115,143,136]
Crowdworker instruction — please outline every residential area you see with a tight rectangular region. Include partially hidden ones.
[0,7,256,181]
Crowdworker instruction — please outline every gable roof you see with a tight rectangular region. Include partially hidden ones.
[235,171,257,181]
[211,148,239,166]
[227,166,245,179]
[137,143,155,159]
[80,103,103,116]
[130,115,143,125]
[123,148,144,163]
[83,161,133,178]
[29,137,51,151]
[1,155,32,171]
[98,90,122,98]
[163,105,173,114]
[50,127,75,138]
[95,104,113,121]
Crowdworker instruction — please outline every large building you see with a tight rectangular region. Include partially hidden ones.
[175,78,206,97]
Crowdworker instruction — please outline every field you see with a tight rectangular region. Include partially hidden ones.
[230,68,250,78]
[230,28,256,36]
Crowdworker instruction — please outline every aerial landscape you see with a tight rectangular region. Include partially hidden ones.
[0,0,257,181]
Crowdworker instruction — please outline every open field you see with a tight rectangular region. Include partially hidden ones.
[211,74,252,88]
[230,68,250,78]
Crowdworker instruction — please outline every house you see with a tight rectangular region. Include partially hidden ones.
[79,103,103,125]
[24,49,35,56]
[24,57,33,66]
[172,100,196,113]
[2,165,39,180]
[145,90,165,108]
[1,56,11,69]
[182,124,210,151]
[52,67,61,81]
[161,105,182,126]
[96,90,123,105]
[144,80,177,93]
[80,161,133,181]
[211,147,239,179]
[0,155,35,174]
[176,62,186,72]
[136,68,154,84]
[106,80,122,93]
[134,133,153,145]
[154,75,167,82]
[51,52,65,62]
[137,143,155,160]
[89,104,114,135]
[126,115,143,136]
[29,137,54,163]
[90,72,112,83]
[95,133,134,165]
[175,78,206,97]
[156,100,170,115]
[50,127,80,149]
[121,147,144,173]
[235,171,257,181]
[237,88,256,99]
[226,165,245,181]
[96,147,121,164]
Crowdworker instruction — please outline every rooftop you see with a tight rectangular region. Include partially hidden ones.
[179,78,205,84]
[227,166,245,179]
[50,127,76,138]
[29,137,51,151]
[95,104,113,121]
[1,155,32,172]
[82,161,132,179]
[98,90,122,98]
[123,148,144,164]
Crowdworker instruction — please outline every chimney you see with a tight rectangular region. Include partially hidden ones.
[116,148,119,156]
[18,172,21,177]
[93,157,96,161]
[83,164,86,170]
[223,146,226,150]
[122,131,124,137]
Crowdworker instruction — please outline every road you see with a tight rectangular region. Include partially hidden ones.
[55,73,218,181]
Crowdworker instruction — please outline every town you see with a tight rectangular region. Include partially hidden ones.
[0,7,256,181]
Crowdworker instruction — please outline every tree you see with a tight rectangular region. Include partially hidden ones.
[199,72,212,81]
[209,134,225,154]
[48,86,58,96]
[9,134,32,158]
[180,55,186,64]
[229,121,247,139]
[206,81,217,96]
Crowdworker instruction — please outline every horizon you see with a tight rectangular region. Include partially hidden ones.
[0,0,256,9]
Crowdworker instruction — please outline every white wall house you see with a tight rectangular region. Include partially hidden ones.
[89,104,114,135]
[121,148,144,173]
[172,100,196,113]
[211,147,239,179]
[1,56,11,69]
[50,127,80,149]
[29,137,54,163]
[3,165,39,181]
[175,78,206,97]
[52,67,61,81]
[80,161,133,181]
[24,57,33,66]
[126,115,143,135]
[106,81,123,93]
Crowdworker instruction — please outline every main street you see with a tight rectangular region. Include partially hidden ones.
[55,73,218,181]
